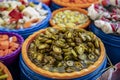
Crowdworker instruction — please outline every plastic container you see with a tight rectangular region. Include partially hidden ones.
[41,0,51,6]
[51,2,62,11]
[0,3,51,39]
[89,23,120,65]
[19,54,107,80]
[0,32,24,65]
[51,0,99,11]
[0,62,13,80]
[20,27,106,80]
[50,7,91,29]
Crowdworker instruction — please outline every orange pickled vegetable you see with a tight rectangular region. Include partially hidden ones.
[0,34,19,57]
[24,18,40,28]
[16,25,21,29]
[0,35,9,41]
[11,36,18,42]
[82,0,87,3]
[75,0,84,4]
[0,35,2,37]
[61,0,69,3]
[87,0,95,3]
[60,0,97,4]
[0,41,9,50]
[10,42,19,51]
[31,18,40,23]
[10,47,16,51]
[23,21,32,28]
[8,49,13,54]
[4,49,9,55]
[0,50,4,57]
[12,43,19,49]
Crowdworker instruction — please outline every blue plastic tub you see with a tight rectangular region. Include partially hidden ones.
[28,0,39,4]
[19,54,107,80]
[89,23,120,65]
[19,23,49,38]
[50,1,63,11]
[0,3,51,39]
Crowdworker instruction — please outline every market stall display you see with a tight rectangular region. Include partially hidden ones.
[20,27,106,80]
[0,1,48,29]
[0,32,24,65]
[28,27,101,73]
[0,62,13,80]
[0,0,51,38]
[89,23,120,65]
[51,0,99,11]
[0,0,120,79]
[88,4,120,34]
[88,3,120,64]
[50,8,90,29]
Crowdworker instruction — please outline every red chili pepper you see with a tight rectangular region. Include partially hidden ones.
[9,18,17,23]
[0,7,7,11]
[9,9,23,21]
[19,0,27,5]
[111,23,116,32]
[101,0,110,7]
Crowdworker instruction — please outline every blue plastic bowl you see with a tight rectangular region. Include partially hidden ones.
[19,54,107,80]
[89,23,120,64]
[0,3,51,39]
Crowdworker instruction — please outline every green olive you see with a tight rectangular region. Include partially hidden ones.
[38,44,49,49]
[29,2,35,7]
[95,39,100,48]
[78,54,87,60]
[36,54,43,61]
[18,5,25,11]
[66,61,74,66]
[53,46,62,54]
[88,54,95,60]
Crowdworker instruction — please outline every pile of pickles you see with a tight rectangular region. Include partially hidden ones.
[28,27,100,73]
[52,10,88,28]
[0,68,8,80]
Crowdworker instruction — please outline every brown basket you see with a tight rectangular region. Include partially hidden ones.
[22,27,106,79]
[50,7,91,29]
[52,0,99,8]
[0,62,13,80]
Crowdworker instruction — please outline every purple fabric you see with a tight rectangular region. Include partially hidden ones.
[97,62,120,80]
[0,0,3,2]
[111,63,120,80]
[0,32,24,65]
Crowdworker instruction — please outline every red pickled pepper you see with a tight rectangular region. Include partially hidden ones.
[19,0,28,5]
[9,9,23,22]
[0,7,7,11]
[101,0,110,7]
